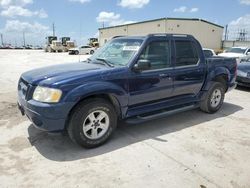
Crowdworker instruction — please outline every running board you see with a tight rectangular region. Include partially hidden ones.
[125,104,197,124]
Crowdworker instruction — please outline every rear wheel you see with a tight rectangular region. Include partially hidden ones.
[90,50,94,54]
[67,98,117,148]
[200,82,225,113]
[75,50,79,55]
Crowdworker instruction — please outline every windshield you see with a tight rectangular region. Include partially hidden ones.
[89,38,143,66]
[226,48,246,54]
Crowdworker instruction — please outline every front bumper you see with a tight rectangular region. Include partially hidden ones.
[17,83,75,132]
[236,76,250,88]
[68,50,76,55]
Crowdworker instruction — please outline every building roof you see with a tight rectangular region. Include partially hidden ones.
[99,17,224,30]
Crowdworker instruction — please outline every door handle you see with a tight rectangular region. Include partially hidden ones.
[159,73,168,77]
[159,73,172,80]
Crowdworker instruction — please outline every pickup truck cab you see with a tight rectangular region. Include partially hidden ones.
[18,34,237,148]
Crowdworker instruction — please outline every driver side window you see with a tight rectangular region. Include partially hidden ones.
[139,41,170,70]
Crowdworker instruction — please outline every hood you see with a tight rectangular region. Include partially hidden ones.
[238,62,250,72]
[218,52,245,58]
[21,62,108,86]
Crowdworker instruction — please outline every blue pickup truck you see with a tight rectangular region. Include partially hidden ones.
[18,34,237,148]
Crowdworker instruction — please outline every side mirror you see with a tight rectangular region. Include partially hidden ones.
[246,52,250,55]
[133,59,151,72]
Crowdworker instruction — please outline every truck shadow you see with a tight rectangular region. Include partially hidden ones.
[236,86,250,92]
[27,102,243,161]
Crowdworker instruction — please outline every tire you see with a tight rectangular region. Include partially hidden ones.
[90,50,94,55]
[75,50,79,55]
[67,98,117,148]
[200,82,225,113]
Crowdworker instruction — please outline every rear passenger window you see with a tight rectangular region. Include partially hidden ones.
[139,41,170,70]
[175,41,199,67]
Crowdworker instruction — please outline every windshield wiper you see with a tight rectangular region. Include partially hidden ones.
[95,58,114,67]
[82,58,92,63]
[87,58,92,63]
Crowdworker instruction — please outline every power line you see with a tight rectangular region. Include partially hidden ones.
[237,29,247,41]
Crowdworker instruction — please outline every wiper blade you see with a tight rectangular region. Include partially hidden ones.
[82,58,92,63]
[96,58,114,67]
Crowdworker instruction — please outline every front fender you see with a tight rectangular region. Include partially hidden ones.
[62,81,129,107]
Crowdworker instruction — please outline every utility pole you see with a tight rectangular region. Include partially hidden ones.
[102,22,105,28]
[52,22,55,36]
[23,31,26,47]
[224,24,228,41]
[0,33,3,46]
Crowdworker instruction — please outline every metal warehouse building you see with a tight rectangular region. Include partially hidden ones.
[99,18,224,50]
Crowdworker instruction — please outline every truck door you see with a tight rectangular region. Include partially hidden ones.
[172,38,206,97]
[128,38,174,106]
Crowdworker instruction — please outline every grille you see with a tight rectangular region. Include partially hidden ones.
[18,78,29,98]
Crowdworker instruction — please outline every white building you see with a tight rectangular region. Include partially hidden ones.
[99,17,224,50]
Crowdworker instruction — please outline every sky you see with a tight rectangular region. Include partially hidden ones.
[0,0,250,46]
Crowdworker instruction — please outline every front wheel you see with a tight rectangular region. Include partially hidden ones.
[75,50,79,55]
[90,50,94,54]
[200,82,225,113]
[67,98,117,148]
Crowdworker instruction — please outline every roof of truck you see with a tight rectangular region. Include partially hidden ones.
[112,33,195,40]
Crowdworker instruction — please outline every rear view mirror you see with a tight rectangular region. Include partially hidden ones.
[133,59,151,72]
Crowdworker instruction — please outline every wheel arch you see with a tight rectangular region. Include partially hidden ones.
[212,74,228,91]
[203,67,230,92]
[65,93,122,129]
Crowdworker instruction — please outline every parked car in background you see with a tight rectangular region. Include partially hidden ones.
[17,34,237,148]
[68,45,95,55]
[237,57,250,87]
[203,48,216,58]
[218,47,250,63]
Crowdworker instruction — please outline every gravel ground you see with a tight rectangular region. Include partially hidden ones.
[0,50,250,188]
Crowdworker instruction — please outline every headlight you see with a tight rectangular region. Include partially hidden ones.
[236,58,241,64]
[33,86,62,103]
[237,70,247,77]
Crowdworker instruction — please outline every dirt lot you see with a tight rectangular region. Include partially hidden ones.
[0,50,250,188]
